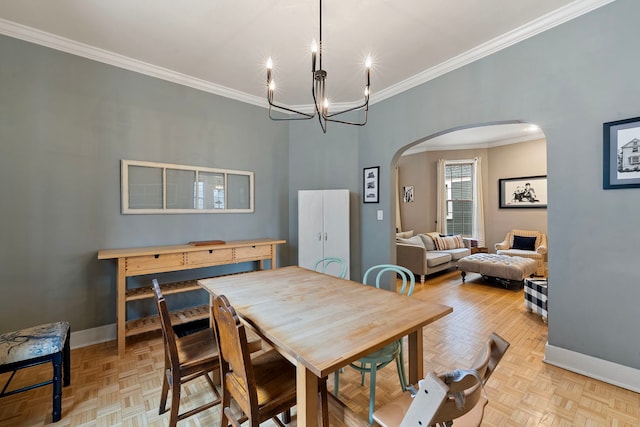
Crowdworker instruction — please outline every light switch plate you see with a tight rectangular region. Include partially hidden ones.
[377,210,383,220]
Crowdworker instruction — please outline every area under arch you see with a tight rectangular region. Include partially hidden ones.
[392,121,548,273]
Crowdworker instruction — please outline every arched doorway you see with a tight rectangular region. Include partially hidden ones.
[393,121,548,280]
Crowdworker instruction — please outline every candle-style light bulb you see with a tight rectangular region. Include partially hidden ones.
[364,87,369,97]
[323,98,329,113]
[365,55,371,88]
[266,57,273,84]
[269,80,276,92]
[311,39,318,72]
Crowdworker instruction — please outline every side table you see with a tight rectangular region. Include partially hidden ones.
[524,278,548,323]
[471,247,488,254]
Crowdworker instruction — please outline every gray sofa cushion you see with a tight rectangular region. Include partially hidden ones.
[397,236,424,247]
[396,230,415,239]
[441,247,471,261]
[418,234,437,251]
[426,251,452,268]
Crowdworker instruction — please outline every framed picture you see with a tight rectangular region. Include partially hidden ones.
[402,185,414,203]
[603,116,640,189]
[363,166,379,203]
[499,175,547,209]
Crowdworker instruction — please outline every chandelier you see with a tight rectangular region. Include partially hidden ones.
[266,0,371,133]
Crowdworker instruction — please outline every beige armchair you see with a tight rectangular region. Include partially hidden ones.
[495,229,547,276]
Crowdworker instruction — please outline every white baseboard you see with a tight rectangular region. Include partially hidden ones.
[545,343,640,392]
[70,323,116,349]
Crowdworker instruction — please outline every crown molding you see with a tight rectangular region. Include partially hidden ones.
[370,0,617,105]
[0,0,616,111]
[0,18,268,108]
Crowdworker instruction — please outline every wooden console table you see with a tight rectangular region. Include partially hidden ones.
[98,238,285,357]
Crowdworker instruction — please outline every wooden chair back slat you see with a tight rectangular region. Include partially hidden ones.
[212,295,260,421]
[152,280,181,373]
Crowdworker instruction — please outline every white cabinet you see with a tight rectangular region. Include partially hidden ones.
[298,190,350,278]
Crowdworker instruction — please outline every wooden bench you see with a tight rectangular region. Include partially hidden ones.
[0,321,70,422]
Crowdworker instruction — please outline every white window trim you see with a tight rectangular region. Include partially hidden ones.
[121,159,254,214]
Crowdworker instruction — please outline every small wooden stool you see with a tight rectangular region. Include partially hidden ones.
[0,321,71,422]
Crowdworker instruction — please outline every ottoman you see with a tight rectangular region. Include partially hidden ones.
[524,278,548,323]
[458,253,537,288]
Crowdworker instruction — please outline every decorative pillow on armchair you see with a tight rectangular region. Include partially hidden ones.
[512,235,537,251]
[434,235,465,250]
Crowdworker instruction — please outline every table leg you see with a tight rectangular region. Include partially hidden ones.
[407,329,424,385]
[117,259,126,357]
[296,363,319,427]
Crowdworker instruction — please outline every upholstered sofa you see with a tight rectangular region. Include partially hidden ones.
[396,231,471,284]
[495,229,547,276]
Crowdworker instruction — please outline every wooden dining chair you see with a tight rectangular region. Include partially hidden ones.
[313,256,348,278]
[372,332,510,427]
[212,294,329,427]
[334,264,415,424]
[152,279,221,427]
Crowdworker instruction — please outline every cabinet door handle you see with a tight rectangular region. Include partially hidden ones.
[318,232,322,241]
[324,232,328,241]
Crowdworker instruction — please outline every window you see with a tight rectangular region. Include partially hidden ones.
[444,162,474,236]
[122,160,254,214]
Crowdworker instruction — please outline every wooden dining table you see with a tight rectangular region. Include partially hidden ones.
[198,266,452,426]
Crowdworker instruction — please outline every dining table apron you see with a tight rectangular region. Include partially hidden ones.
[198,266,452,427]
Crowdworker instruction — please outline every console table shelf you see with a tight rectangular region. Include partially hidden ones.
[98,238,285,356]
[125,280,201,301]
[125,304,210,337]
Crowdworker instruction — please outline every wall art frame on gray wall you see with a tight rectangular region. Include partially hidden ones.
[121,159,255,214]
[603,116,640,189]
[498,175,547,209]
[363,166,379,203]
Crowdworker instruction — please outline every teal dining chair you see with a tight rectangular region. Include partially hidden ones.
[313,256,348,279]
[333,264,415,424]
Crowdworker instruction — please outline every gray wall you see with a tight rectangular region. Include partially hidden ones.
[0,36,290,331]
[397,138,547,250]
[355,0,639,369]
[288,120,361,279]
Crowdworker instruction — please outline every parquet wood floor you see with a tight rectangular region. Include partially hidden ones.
[1,270,638,426]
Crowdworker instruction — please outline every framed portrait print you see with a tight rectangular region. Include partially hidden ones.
[402,186,414,203]
[499,175,547,209]
[363,166,379,203]
[603,116,640,189]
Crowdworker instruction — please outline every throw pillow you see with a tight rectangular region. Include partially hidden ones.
[418,234,437,251]
[396,236,424,247]
[512,235,537,251]
[396,230,415,239]
[434,234,465,250]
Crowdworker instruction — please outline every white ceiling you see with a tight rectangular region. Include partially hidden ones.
[402,123,546,156]
[0,0,613,145]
